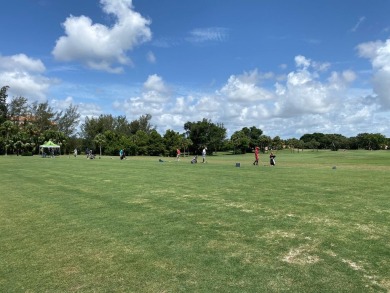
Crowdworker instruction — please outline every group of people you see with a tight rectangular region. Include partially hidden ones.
[78,146,276,166]
[253,146,276,166]
[177,147,207,164]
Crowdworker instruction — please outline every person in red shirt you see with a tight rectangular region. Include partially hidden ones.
[253,147,259,165]
[176,148,181,161]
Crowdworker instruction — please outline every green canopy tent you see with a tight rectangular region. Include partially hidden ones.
[40,140,60,157]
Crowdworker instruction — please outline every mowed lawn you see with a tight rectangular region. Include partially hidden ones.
[0,150,389,292]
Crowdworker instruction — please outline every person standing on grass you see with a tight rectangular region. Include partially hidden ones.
[119,149,123,160]
[253,146,259,165]
[270,152,276,166]
[202,147,207,163]
[74,148,77,157]
[176,148,181,161]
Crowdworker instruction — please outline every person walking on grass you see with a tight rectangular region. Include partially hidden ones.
[270,152,276,166]
[176,148,181,161]
[253,146,259,165]
[202,147,207,163]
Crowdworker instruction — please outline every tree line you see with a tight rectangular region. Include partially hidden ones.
[0,86,389,156]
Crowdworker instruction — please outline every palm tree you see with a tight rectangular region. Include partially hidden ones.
[1,121,14,155]
[94,133,106,159]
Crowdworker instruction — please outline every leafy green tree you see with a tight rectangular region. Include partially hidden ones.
[300,133,325,149]
[231,130,250,154]
[244,126,263,149]
[94,133,106,158]
[181,136,193,157]
[30,101,58,133]
[8,96,29,124]
[305,139,320,151]
[129,114,155,134]
[271,136,283,150]
[115,115,131,136]
[148,129,165,156]
[80,114,116,148]
[184,118,226,154]
[24,124,40,154]
[56,104,81,137]
[163,129,183,156]
[285,138,300,152]
[0,86,9,124]
[258,135,272,152]
[1,121,15,155]
[230,126,263,154]
[101,130,121,155]
[354,133,387,150]
[134,130,149,155]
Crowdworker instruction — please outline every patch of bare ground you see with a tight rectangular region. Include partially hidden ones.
[281,243,321,265]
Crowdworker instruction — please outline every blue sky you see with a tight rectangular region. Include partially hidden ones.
[1,0,390,139]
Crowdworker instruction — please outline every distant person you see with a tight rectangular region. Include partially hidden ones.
[74,148,77,157]
[119,149,123,160]
[176,148,181,161]
[270,152,276,166]
[202,147,207,163]
[88,149,94,159]
[253,147,259,165]
[191,155,198,164]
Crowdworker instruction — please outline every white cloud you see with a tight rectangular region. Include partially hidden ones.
[143,74,167,93]
[146,51,156,63]
[110,54,387,138]
[186,27,229,43]
[218,70,275,102]
[52,0,152,73]
[0,54,53,101]
[351,16,366,32]
[295,55,311,68]
[357,38,390,109]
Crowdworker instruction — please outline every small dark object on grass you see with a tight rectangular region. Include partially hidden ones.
[332,166,337,169]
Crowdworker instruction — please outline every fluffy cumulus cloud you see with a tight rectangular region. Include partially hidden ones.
[109,52,389,138]
[273,56,355,118]
[113,74,170,126]
[0,54,53,101]
[357,38,390,109]
[218,69,275,103]
[52,0,151,73]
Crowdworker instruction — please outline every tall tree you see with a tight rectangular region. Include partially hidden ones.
[94,133,106,158]
[30,101,58,133]
[8,96,29,125]
[0,86,9,124]
[129,114,155,134]
[354,133,387,150]
[148,129,165,156]
[1,120,15,155]
[56,104,81,137]
[163,129,183,156]
[231,130,250,154]
[184,118,226,154]
[80,114,116,148]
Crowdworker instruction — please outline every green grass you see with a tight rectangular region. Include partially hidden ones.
[1,150,389,292]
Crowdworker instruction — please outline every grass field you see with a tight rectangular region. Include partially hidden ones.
[1,150,389,292]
